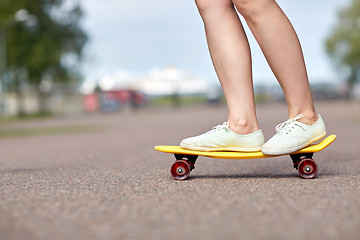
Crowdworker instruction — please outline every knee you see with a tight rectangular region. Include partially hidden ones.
[194,0,209,15]
[232,0,272,21]
[195,0,233,19]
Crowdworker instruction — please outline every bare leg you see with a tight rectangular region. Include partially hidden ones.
[195,0,259,134]
[233,0,318,124]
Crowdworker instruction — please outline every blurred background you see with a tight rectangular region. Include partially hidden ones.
[1,1,360,240]
[0,0,359,119]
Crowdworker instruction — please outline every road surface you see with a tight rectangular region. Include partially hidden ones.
[0,101,359,240]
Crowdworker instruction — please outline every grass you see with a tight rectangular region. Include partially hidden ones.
[0,112,53,125]
[149,95,209,106]
[0,124,103,139]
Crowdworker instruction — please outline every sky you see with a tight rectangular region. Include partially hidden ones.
[80,0,352,86]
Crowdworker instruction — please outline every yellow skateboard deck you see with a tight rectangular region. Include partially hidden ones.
[155,135,336,159]
[155,135,336,180]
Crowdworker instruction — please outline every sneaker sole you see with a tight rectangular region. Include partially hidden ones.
[180,143,262,152]
[261,131,327,155]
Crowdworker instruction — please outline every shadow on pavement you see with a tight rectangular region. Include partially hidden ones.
[188,172,341,180]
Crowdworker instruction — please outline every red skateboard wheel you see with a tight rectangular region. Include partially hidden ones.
[298,158,318,179]
[170,160,190,180]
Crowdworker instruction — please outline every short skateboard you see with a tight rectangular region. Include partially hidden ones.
[155,135,336,180]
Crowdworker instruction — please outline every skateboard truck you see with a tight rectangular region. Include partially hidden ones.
[290,153,314,170]
[175,154,198,171]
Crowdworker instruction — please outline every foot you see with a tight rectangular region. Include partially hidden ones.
[261,114,326,155]
[180,122,265,152]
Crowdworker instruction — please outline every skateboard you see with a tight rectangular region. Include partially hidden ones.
[155,134,336,180]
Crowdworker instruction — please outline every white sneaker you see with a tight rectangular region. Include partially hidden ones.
[261,114,326,155]
[180,122,265,152]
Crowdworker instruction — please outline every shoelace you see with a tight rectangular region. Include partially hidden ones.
[275,114,304,134]
[207,122,229,134]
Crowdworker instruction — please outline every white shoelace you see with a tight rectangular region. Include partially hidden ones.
[207,122,229,134]
[275,114,304,134]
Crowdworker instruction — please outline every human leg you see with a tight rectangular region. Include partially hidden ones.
[233,0,317,125]
[180,0,265,151]
[195,0,259,135]
[232,0,326,154]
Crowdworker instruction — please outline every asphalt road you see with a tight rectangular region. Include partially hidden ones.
[0,101,359,240]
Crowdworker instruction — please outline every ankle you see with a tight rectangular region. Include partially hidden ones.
[291,111,318,125]
[227,118,260,135]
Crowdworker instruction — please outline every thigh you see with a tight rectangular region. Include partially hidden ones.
[232,0,274,17]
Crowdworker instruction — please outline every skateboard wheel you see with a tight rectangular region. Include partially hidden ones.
[298,158,317,179]
[170,160,190,181]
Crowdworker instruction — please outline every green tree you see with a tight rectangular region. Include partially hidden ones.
[0,0,88,116]
[326,0,360,94]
